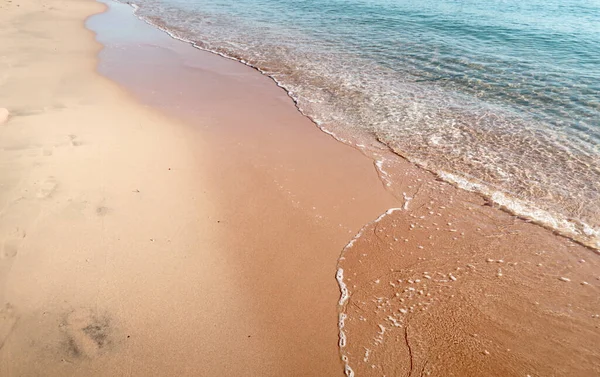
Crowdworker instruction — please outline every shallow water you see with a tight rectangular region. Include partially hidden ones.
[127,0,600,248]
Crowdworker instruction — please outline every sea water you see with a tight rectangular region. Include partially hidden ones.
[127,0,600,248]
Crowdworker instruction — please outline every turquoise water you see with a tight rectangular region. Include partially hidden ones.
[128,0,600,247]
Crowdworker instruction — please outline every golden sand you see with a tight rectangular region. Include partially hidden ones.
[1,1,598,376]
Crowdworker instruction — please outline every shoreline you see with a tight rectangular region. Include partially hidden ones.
[0,0,598,376]
[87,1,402,374]
[121,0,600,252]
[0,0,276,375]
[90,2,600,376]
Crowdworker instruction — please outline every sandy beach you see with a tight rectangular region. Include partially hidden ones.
[1,0,599,376]
[1,0,396,375]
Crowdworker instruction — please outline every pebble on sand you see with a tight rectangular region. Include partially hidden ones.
[0,108,9,124]
[559,277,571,282]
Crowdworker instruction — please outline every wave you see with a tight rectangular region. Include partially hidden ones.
[115,0,599,250]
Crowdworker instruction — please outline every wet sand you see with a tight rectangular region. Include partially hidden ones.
[337,161,600,376]
[1,0,599,376]
[90,2,600,376]
[87,1,403,375]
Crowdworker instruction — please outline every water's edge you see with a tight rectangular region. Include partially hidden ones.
[93,2,599,375]
[110,0,599,252]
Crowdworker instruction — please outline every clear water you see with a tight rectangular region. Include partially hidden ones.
[127,0,600,248]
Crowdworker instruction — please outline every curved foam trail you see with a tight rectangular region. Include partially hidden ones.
[332,181,600,376]
[335,208,402,376]
[336,268,349,306]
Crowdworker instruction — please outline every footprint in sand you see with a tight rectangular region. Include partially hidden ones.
[0,303,19,350]
[1,240,19,259]
[36,177,58,199]
[1,228,26,259]
[95,206,109,217]
[60,308,112,359]
[68,134,82,147]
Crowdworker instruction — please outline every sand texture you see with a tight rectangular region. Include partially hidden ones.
[1,0,395,375]
[336,165,600,376]
[1,0,599,376]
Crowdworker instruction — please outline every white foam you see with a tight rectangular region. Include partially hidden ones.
[335,207,403,376]
[363,348,371,362]
[343,361,355,377]
[338,313,348,347]
[439,171,600,251]
[336,268,350,306]
[402,192,412,210]
[338,311,354,376]
[375,159,389,176]
[374,324,386,344]
[374,157,398,188]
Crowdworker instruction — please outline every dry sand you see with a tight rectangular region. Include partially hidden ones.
[0,0,246,375]
[1,0,599,376]
[1,0,396,375]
